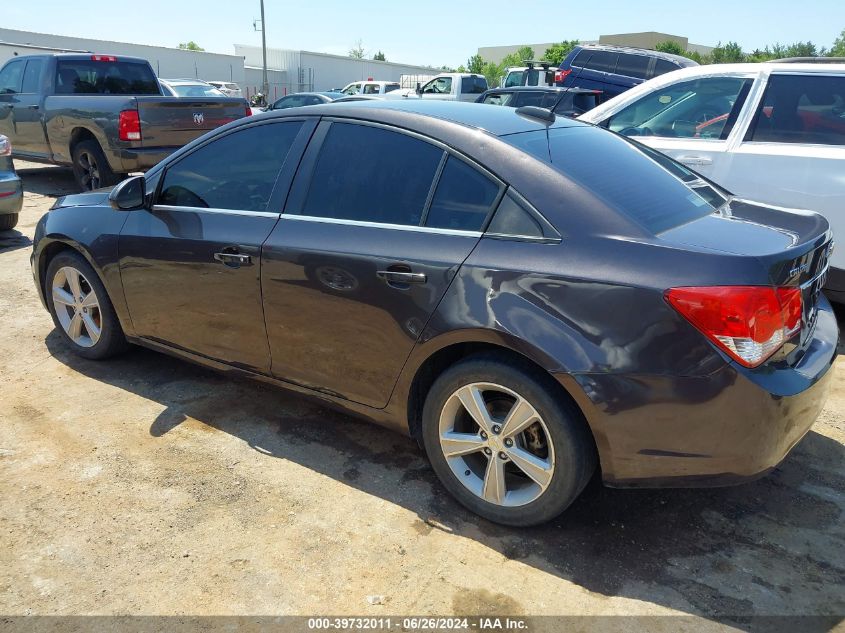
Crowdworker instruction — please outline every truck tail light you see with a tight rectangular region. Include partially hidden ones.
[118,110,141,141]
[554,69,571,83]
[91,55,118,62]
[665,286,803,368]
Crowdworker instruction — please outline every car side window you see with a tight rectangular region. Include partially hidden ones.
[423,77,452,94]
[514,92,546,107]
[21,60,43,94]
[0,60,24,95]
[363,84,379,94]
[586,51,618,73]
[487,192,545,238]
[424,156,500,231]
[157,121,303,212]
[342,83,361,95]
[608,77,753,140]
[746,74,845,146]
[651,59,679,78]
[461,76,487,94]
[615,54,650,80]
[482,92,514,106]
[297,122,443,225]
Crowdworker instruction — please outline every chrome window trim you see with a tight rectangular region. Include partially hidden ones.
[152,204,280,219]
[279,213,482,237]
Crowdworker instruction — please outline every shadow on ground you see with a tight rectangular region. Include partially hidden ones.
[44,329,845,629]
[16,165,78,197]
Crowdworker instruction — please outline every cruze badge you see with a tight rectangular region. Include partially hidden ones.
[193,113,204,125]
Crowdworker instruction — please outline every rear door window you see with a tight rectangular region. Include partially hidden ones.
[513,91,546,107]
[746,74,845,146]
[424,156,501,231]
[615,54,650,79]
[586,51,618,73]
[158,121,303,212]
[296,122,443,225]
[0,60,24,94]
[55,60,160,94]
[607,76,753,139]
[363,84,380,94]
[651,59,680,78]
[461,76,487,94]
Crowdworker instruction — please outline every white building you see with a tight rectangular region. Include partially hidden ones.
[0,28,245,84]
[236,44,440,100]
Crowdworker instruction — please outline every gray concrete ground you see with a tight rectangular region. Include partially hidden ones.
[1,163,843,629]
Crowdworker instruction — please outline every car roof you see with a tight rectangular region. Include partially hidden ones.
[266,99,582,136]
[483,87,600,95]
[574,43,694,65]
[161,79,213,85]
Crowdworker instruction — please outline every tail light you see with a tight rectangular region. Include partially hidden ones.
[245,104,252,117]
[555,69,572,83]
[665,286,802,368]
[0,136,10,156]
[91,55,118,62]
[118,110,141,141]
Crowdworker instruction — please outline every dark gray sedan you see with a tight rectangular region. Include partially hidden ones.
[266,92,343,110]
[30,101,837,526]
[0,135,23,230]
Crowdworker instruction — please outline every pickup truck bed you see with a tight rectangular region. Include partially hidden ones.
[0,54,249,190]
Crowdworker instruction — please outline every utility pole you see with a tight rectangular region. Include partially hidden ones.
[253,1,269,101]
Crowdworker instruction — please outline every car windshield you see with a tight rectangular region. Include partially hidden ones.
[502,126,723,233]
[169,83,225,97]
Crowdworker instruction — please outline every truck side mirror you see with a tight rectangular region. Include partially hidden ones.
[109,175,146,210]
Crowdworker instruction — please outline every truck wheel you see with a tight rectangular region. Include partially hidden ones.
[71,140,121,192]
[0,214,18,231]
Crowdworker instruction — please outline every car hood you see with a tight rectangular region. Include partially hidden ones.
[52,188,112,209]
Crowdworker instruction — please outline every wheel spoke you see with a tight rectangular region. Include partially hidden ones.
[80,291,99,309]
[507,446,553,490]
[52,286,75,307]
[441,432,486,458]
[67,312,83,341]
[482,455,507,504]
[500,397,538,438]
[81,313,101,345]
[65,268,82,299]
[455,385,494,434]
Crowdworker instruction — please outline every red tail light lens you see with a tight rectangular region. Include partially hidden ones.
[555,69,571,83]
[91,55,118,62]
[118,110,141,141]
[246,104,252,117]
[665,286,803,368]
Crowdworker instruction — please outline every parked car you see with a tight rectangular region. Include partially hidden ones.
[0,54,251,191]
[341,81,401,95]
[267,92,344,110]
[397,73,489,102]
[502,61,556,88]
[477,86,603,118]
[31,101,836,527]
[556,44,698,99]
[0,135,22,230]
[159,79,226,98]
[331,95,386,103]
[207,81,243,98]
[579,62,845,303]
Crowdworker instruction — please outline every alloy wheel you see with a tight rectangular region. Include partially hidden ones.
[77,151,100,190]
[438,382,555,507]
[51,266,102,347]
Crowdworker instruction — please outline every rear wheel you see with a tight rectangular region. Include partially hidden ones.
[46,251,128,359]
[422,356,596,526]
[71,140,122,192]
[0,214,18,231]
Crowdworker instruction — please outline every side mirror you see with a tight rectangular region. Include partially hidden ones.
[109,175,146,210]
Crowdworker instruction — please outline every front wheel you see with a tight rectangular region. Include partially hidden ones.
[45,251,128,359]
[422,356,597,526]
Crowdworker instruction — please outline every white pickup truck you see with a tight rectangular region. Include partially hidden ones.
[393,73,489,102]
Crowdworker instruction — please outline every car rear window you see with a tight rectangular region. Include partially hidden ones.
[502,126,717,233]
[55,60,160,95]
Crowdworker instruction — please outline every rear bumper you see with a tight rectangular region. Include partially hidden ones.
[108,147,176,173]
[0,172,23,216]
[559,298,839,487]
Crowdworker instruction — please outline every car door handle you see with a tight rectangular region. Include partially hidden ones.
[214,252,252,266]
[676,155,712,166]
[377,270,427,284]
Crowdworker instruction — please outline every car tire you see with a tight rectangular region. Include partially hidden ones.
[421,354,596,526]
[45,250,129,360]
[0,213,18,231]
[71,140,122,192]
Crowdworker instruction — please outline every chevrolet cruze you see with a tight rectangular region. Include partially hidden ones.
[31,101,837,526]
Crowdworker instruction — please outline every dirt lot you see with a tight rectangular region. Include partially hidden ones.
[1,163,844,629]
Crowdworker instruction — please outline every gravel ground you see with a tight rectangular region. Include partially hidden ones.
[1,163,843,630]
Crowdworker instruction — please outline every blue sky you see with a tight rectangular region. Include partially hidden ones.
[4,0,843,68]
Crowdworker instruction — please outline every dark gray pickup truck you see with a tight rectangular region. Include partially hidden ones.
[0,54,250,191]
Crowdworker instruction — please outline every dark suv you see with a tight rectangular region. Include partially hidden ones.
[556,44,697,99]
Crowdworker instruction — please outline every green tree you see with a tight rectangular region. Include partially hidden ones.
[178,41,205,51]
[373,50,386,61]
[831,28,845,56]
[543,40,579,65]
[711,41,745,63]
[349,39,365,59]
[655,40,686,56]
[456,64,467,73]
[501,46,535,69]
[466,54,485,74]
